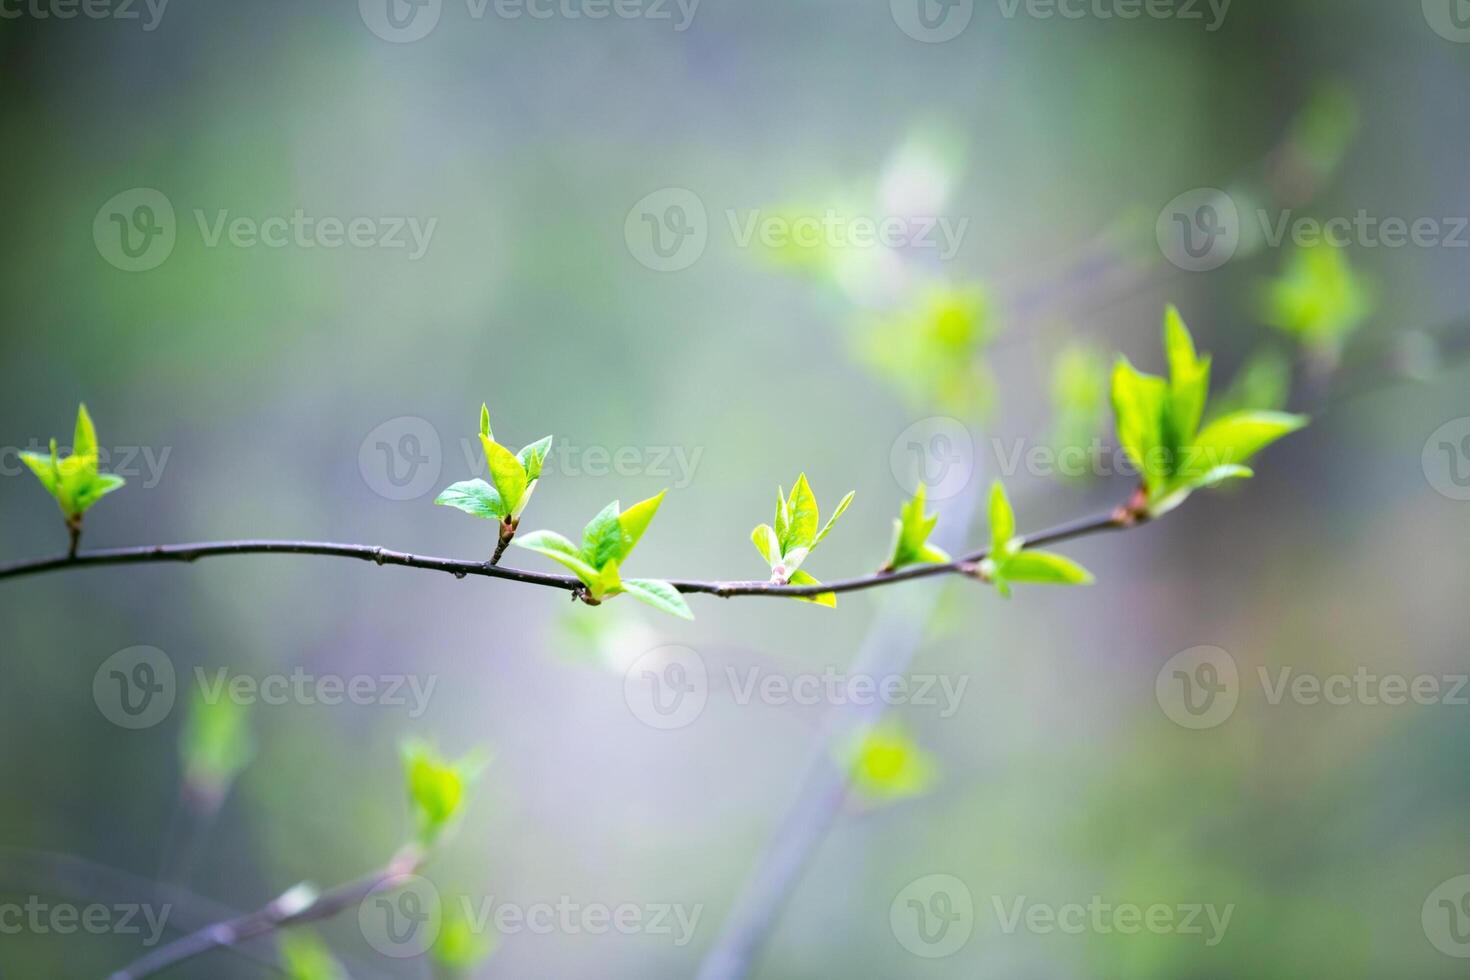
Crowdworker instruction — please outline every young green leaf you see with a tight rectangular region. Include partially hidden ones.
[988,480,1016,557]
[482,436,528,517]
[814,490,855,546]
[884,484,950,571]
[440,406,552,531]
[516,435,553,481]
[401,741,484,847]
[582,501,625,570]
[1186,410,1310,476]
[752,475,855,594]
[18,405,126,526]
[751,523,778,564]
[514,529,603,589]
[622,578,694,620]
[983,479,1094,597]
[617,490,666,559]
[1111,308,1309,516]
[73,403,99,460]
[1164,304,1211,449]
[787,569,836,608]
[783,474,820,552]
[1001,551,1094,587]
[1111,357,1169,486]
[516,496,683,615]
[434,479,507,520]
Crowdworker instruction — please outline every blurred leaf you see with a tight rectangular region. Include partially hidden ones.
[1208,345,1292,421]
[1048,342,1108,472]
[988,480,1016,558]
[279,932,345,980]
[857,283,998,418]
[845,723,937,802]
[180,690,255,806]
[401,741,485,847]
[433,899,498,974]
[1257,243,1373,354]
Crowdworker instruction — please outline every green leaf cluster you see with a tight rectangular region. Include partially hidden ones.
[19,404,125,523]
[436,404,552,523]
[750,474,854,607]
[514,491,693,619]
[979,481,1093,597]
[1112,307,1310,517]
[402,740,485,847]
[882,483,950,572]
[1257,243,1373,354]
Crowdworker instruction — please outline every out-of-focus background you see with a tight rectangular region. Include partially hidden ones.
[2,0,1469,975]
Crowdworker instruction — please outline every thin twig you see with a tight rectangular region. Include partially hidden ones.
[0,510,1128,602]
[109,846,423,980]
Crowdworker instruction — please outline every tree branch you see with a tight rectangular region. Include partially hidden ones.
[108,846,423,980]
[0,508,1131,601]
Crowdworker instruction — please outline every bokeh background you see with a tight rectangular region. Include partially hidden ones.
[2,0,1469,975]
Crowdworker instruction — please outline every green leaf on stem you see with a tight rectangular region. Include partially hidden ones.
[1111,308,1310,516]
[434,479,507,520]
[19,404,127,523]
[885,483,950,571]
